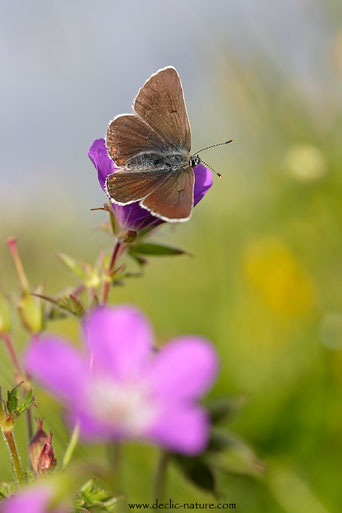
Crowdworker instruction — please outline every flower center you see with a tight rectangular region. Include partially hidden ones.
[90,377,158,437]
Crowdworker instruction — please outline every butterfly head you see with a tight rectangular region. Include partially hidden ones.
[189,155,201,168]
[190,139,233,178]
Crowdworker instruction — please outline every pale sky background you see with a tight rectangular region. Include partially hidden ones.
[0,0,337,215]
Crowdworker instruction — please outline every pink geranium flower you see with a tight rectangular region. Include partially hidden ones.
[26,306,218,455]
[0,483,68,513]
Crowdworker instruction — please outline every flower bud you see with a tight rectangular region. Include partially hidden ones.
[57,253,101,289]
[122,230,137,243]
[6,237,44,333]
[0,408,15,434]
[18,291,44,333]
[29,420,56,474]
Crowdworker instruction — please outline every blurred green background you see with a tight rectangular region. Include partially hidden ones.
[1,0,342,511]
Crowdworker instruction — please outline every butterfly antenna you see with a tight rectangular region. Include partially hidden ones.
[193,139,233,156]
[201,160,223,179]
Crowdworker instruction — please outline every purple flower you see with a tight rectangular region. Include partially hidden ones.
[26,306,218,455]
[88,139,213,232]
[0,483,68,513]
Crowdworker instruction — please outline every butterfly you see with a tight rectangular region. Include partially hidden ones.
[105,66,211,222]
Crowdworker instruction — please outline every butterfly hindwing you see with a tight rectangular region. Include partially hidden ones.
[106,165,194,222]
[106,169,169,205]
[105,67,195,221]
[141,165,194,222]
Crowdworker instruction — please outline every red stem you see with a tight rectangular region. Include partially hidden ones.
[101,241,123,305]
[0,332,22,375]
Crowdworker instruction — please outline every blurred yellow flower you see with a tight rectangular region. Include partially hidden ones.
[284,144,326,182]
[244,238,315,316]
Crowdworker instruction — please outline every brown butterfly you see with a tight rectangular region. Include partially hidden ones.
[105,67,228,222]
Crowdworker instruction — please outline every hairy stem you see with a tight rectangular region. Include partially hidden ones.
[3,430,24,485]
[0,333,34,448]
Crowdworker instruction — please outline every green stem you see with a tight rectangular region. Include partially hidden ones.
[153,451,169,501]
[109,442,122,493]
[24,334,37,446]
[0,332,33,459]
[3,430,24,485]
[62,421,80,471]
[112,442,121,473]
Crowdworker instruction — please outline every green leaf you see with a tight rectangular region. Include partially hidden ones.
[130,242,188,257]
[91,203,118,235]
[17,389,36,416]
[79,479,119,511]
[0,481,15,499]
[34,293,85,317]
[57,253,100,288]
[6,384,21,413]
[207,429,265,477]
[58,295,85,317]
[173,454,217,495]
[90,294,99,308]
[47,306,69,320]
[57,253,87,279]
[7,386,36,418]
[128,253,147,267]
[207,396,246,425]
[18,292,44,333]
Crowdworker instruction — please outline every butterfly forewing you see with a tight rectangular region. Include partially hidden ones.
[134,67,191,152]
[106,114,168,168]
[105,67,196,222]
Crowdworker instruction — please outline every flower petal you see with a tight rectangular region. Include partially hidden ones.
[112,202,163,232]
[193,164,213,206]
[88,138,115,191]
[83,305,154,379]
[89,138,162,231]
[68,409,115,441]
[148,404,210,454]
[26,336,88,404]
[149,337,218,400]
[88,140,212,230]
[1,484,64,513]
